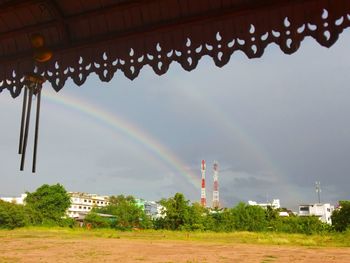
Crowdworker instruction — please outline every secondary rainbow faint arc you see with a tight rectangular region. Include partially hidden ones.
[170,80,300,199]
[42,90,200,190]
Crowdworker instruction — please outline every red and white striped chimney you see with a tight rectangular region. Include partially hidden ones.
[200,160,206,207]
[212,161,220,208]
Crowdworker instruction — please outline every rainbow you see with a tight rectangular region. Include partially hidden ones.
[42,88,200,190]
[167,82,300,199]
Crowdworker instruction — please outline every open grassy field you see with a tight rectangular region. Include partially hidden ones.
[0,228,349,262]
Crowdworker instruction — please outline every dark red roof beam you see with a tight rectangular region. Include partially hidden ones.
[1,0,340,65]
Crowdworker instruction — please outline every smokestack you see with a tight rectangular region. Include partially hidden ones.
[200,160,206,207]
[212,161,220,209]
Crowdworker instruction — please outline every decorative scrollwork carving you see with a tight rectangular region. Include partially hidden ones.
[1,2,349,98]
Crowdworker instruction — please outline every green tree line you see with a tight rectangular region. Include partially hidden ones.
[1,184,349,234]
[0,184,72,229]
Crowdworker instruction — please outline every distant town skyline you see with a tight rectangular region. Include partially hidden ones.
[1,31,350,210]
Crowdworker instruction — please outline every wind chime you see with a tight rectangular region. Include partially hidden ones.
[18,34,52,173]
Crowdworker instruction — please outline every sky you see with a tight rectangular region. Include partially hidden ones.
[1,30,350,210]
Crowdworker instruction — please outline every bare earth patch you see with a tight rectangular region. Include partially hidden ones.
[0,236,349,263]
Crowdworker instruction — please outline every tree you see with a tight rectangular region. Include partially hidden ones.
[265,206,279,222]
[187,202,207,230]
[25,184,71,224]
[158,193,190,230]
[204,208,235,232]
[231,202,267,231]
[94,194,150,230]
[108,195,135,205]
[332,201,350,232]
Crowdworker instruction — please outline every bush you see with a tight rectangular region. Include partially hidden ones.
[270,216,329,234]
[0,200,26,229]
[84,212,111,229]
[59,218,76,228]
[332,201,350,232]
[232,203,267,232]
[23,206,43,225]
[95,195,151,230]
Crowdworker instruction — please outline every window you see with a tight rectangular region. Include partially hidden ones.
[79,206,82,209]
[300,206,309,212]
[88,207,91,210]
[84,199,87,202]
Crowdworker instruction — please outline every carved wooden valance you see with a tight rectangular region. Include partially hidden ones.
[0,0,349,98]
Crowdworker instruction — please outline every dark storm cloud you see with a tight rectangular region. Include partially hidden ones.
[232,176,273,189]
[1,31,350,210]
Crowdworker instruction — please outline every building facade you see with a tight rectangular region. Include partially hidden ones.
[67,192,110,219]
[1,192,166,221]
[0,194,27,205]
[248,199,281,209]
[298,203,334,224]
[135,198,164,219]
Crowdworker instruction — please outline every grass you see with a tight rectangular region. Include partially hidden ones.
[0,227,349,247]
[0,256,18,263]
[261,255,278,263]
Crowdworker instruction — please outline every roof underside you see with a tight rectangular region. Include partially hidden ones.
[0,0,349,98]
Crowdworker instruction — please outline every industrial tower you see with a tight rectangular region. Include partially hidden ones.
[212,161,220,208]
[200,160,207,207]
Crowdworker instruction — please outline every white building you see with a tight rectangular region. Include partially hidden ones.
[298,203,334,224]
[0,194,27,205]
[67,192,110,219]
[144,201,165,219]
[248,199,281,209]
[0,192,111,220]
[135,198,165,219]
[278,211,290,217]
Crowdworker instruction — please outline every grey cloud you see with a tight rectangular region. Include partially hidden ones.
[1,32,350,210]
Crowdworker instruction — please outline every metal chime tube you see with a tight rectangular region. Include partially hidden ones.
[19,83,43,173]
[20,88,34,171]
[32,85,41,173]
[18,33,52,173]
[18,87,28,154]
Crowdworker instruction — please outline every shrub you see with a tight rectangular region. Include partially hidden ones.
[0,200,26,229]
[332,201,350,232]
[84,212,111,229]
[270,216,329,234]
[232,203,267,232]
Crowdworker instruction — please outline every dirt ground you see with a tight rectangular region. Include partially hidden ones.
[0,237,350,263]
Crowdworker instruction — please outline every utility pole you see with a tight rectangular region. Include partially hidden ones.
[315,181,321,203]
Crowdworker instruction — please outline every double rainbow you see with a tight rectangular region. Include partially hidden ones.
[42,89,200,190]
